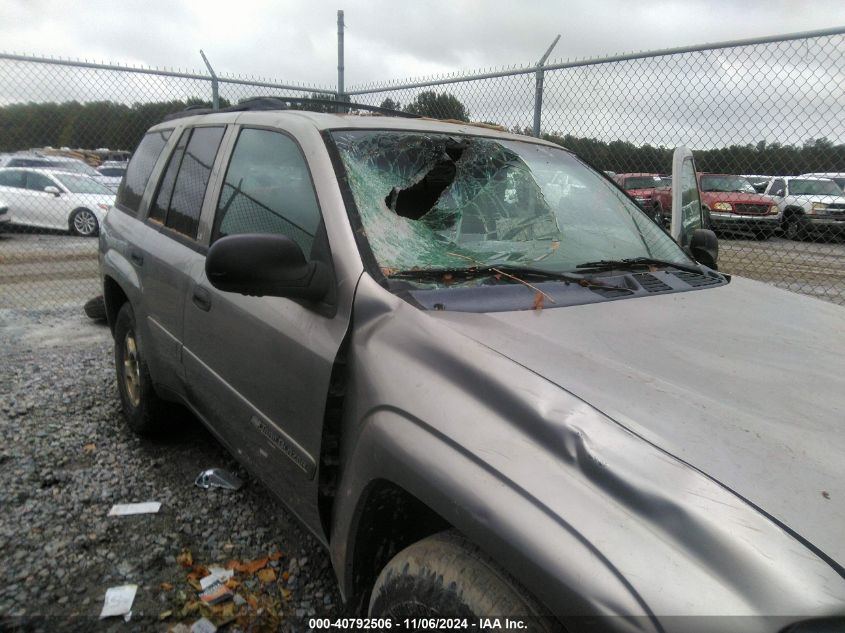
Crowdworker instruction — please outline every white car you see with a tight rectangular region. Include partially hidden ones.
[763,176,845,240]
[799,172,845,191]
[95,162,127,193]
[0,168,115,236]
[0,200,9,231]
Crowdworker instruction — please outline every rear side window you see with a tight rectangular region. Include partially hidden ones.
[148,126,225,239]
[212,128,321,256]
[117,129,172,215]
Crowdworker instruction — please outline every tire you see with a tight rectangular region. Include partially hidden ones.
[369,531,561,632]
[69,208,99,237]
[113,302,173,436]
[652,200,663,224]
[783,215,805,241]
[84,295,107,321]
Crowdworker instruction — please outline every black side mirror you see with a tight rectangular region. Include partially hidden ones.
[689,228,718,269]
[206,234,330,301]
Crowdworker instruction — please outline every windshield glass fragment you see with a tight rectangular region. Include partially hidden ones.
[330,131,690,282]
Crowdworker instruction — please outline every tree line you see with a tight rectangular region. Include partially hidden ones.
[1,92,842,177]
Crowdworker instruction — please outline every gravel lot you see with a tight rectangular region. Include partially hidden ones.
[0,307,342,631]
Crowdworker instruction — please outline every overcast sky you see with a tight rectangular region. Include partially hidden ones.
[3,0,845,88]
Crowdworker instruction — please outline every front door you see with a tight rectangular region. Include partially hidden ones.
[181,127,350,536]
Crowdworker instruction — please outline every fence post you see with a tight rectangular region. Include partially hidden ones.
[200,49,219,110]
[533,35,560,137]
[336,10,346,112]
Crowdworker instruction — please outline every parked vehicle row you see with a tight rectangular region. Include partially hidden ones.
[616,170,845,241]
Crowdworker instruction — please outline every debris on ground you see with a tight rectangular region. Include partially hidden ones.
[99,584,137,619]
[83,295,107,321]
[195,468,244,491]
[107,501,162,516]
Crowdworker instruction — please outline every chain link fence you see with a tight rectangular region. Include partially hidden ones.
[348,28,845,305]
[0,53,333,308]
[1,27,844,308]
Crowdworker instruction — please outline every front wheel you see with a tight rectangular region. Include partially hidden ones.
[784,216,805,241]
[69,208,99,237]
[369,531,561,632]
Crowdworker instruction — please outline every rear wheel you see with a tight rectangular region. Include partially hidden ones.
[113,302,174,436]
[69,208,99,237]
[369,531,561,632]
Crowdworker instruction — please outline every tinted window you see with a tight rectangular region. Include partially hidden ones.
[770,179,786,196]
[164,126,225,238]
[149,130,189,224]
[25,172,54,192]
[0,170,25,188]
[213,129,321,256]
[54,174,113,195]
[117,129,172,215]
[98,167,125,177]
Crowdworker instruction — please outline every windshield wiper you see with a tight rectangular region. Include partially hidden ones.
[575,257,703,274]
[388,265,585,284]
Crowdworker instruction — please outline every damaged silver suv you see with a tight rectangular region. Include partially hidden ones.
[99,99,845,632]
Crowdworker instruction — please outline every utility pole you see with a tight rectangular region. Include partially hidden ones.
[533,35,560,137]
[337,10,345,112]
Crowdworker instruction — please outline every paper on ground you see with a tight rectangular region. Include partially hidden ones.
[191,616,218,633]
[100,584,137,618]
[199,566,234,590]
[108,502,161,516]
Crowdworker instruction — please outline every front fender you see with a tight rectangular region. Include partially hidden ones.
[330,274,845,633]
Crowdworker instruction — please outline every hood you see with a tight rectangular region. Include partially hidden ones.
[791,194,845,205]
[431,277,845,568]
[701,191,773,204]
[626,188,656,197]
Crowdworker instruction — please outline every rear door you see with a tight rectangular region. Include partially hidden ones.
[181,125,350,535]
[138,124,228,395]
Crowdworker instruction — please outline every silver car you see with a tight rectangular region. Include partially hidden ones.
[764,176,845,240]
[98,106,845,633]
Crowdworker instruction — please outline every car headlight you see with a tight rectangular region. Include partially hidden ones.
[768,205,779,214]
[713,202,733,211]
[810,202,828,213]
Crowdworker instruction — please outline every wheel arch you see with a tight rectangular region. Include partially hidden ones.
[103,274,130,334]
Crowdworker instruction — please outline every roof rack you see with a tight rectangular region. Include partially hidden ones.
[162,96,421,122]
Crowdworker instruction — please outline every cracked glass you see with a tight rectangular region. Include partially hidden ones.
[331,130,689,280]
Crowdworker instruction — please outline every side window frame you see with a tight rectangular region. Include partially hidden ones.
[208,125,326,259]
[144,123,236,253]
[117,127,175,217]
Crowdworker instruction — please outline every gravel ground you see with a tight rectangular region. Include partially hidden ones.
[0,307,342,631]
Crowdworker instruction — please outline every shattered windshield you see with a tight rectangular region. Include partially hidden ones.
[330,130,690,281]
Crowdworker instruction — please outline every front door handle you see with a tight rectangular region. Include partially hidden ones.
[192,286,212,312]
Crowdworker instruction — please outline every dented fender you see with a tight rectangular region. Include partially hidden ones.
[329,273,845,632]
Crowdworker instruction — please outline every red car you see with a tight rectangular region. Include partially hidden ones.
[653,173,780,238]
[613,173,666,222]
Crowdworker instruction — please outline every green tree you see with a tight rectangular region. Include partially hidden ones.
[379,98,401,112]
[404,91,469,121]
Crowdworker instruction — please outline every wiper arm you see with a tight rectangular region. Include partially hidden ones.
[388,265,585,284]
[575,257,703,274]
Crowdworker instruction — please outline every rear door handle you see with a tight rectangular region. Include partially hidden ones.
[130,250,144,266]
[192,286,212,312]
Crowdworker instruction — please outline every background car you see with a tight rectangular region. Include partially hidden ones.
[654,173,779,238]
[612,172,666,222]
[764,176,845,240]
[0,167,114,236]
[799,172,845,191]
[95,161,127,192]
